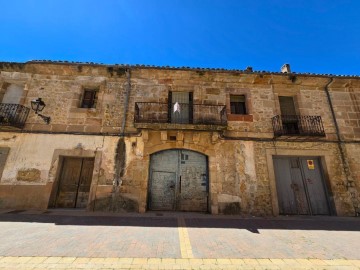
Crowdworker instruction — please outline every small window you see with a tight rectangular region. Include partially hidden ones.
[230,95,246,114]
[81,89,97,108]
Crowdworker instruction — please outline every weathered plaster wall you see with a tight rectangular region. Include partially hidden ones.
[344,143,360,212]
[213,140,258,214]
[0,132,118,209]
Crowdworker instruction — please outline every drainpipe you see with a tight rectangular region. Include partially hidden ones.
[324,78,359,216]
[324,78,341,140]
[111,68,132,210]
[121,68,131,136]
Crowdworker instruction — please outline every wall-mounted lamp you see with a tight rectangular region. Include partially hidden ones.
[30,98,51,124]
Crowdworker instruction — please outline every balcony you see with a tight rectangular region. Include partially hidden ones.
[134,102,227,130]
[0,103,30,129]
[272,115,325,138]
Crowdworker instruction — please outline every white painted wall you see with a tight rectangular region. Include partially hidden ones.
[0,132,118,185]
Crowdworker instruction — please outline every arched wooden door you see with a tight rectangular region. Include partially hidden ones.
[148,149,208,212]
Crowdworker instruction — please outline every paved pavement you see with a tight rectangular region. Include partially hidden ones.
[0,209,359,269]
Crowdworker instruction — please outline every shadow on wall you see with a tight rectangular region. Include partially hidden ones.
[92,193,139,213]
[219,202,241,215]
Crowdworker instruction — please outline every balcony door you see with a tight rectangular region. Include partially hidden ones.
[279,96,299,135]
[168,92,193,124]
[0,84,26,127]
[2,84,23,104]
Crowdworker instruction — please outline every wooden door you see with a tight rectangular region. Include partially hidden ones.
[300,158,330,215]
[273,157,309,215]
[149,171,176,210]
[178,150,208,212]
[149,150,208,212]
[273,156,330,215]
[55,157,94,208]
[75,158,95,208]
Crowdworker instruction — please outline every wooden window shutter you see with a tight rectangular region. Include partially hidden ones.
[167,91,172,123]
[189,92,193,123]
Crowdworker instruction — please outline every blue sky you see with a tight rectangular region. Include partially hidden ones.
[1,0,359,75]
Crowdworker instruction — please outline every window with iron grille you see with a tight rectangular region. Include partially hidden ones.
[81,89,97,108]
[230,95,246,114]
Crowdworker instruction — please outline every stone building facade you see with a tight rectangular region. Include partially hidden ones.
[0,61,359,216]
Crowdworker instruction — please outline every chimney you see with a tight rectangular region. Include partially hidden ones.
[281,64,291,73]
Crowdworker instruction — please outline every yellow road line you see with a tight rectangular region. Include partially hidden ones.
[178,216,194,259]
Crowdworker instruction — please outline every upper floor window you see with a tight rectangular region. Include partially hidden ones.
[278,96,299,134]
[81,89,97,108]
[230,95,246,114]
[168,91,193,124]
[279,96,296,115]
[1,84,24,104]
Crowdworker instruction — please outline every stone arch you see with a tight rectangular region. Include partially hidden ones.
[150,147,209,159]
[144,142,215,158]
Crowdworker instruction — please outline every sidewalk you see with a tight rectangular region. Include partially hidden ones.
[1,256,360,269]
[0,209,359,269]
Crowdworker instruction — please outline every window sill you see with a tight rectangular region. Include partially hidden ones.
[227,114,253,122]
[70,108,97,113]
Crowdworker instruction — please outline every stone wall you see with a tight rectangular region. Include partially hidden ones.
[0,63,128,134]
[110,129,357,216]
[0,62,359,216]
[329,89,360,141]
[1,63,359,140]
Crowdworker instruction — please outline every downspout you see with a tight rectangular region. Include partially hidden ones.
[324,78,359,216]
[121,68,132,136]
[111,68,132,211]
[324,78,341,141]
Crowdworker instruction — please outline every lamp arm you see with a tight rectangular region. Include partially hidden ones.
[37,113,51,124]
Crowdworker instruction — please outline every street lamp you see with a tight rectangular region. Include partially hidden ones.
[30,98,51,124]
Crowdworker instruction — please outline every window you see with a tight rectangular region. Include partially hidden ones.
[2,84,24,104]
[81,89,97,108]
[168,91,193,124]
[279,96,296,115]
[279,96,299,134]
[0,147,9,181]
[230,95,246,114]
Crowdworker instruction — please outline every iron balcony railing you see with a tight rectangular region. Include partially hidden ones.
[0,103,30,128]
[272,115,325,137]
[135,102,227,126]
